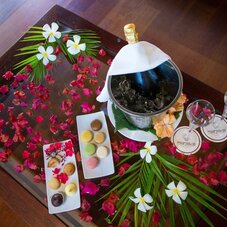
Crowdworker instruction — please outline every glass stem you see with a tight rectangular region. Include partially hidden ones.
[183,123,198,141]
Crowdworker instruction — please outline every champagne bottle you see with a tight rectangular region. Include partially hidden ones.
[123,23,159,98]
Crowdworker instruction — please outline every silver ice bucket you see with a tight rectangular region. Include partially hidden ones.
[107,59,183,129]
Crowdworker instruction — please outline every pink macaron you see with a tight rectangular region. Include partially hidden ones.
[86,157,99,169]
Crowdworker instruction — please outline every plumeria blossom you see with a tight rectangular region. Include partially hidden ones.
[42,22,61,42]
[66,35,86,55]
[36,46,56,65]
[129,188,153,212]
[140,142,157,163]
[165,181,188,204]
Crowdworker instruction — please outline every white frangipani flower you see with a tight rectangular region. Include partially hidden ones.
[129,188,153,213]
[42,22,61,42]
[140,142,157,163]
[66,35,86,55]
[36,46,56,65]
[165,181,188,204]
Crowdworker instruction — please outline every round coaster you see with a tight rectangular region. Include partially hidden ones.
[171,126,202,155]
[201,115,227,143]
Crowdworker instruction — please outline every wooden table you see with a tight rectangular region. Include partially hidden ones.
[0,5,226,226]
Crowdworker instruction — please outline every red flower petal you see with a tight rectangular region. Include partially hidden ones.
[0,103,5,112]
[79,212,93,222]
[0,85,9,94]
[187,155,198,165]
[57,172,69,184]
[99,48,106,57]
[36,115,44,123]
[3,71,14,80]
[22,150,30,159]
[152,211,161,224]
[201,141,210,150]
[102,200,116,216]
[107,59,112,66]
[199,175,209,185]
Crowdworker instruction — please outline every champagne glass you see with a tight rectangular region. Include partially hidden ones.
[201,92,227,142]
[172,99,215,155]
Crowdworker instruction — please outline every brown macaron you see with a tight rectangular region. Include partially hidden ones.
[90,119,102,131]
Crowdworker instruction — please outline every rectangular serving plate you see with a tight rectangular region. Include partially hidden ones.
[76,111,115,179]
[43,139,80,214]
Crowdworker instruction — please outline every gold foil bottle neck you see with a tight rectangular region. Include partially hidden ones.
[124,23,138,44]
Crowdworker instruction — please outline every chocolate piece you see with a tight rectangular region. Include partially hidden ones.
[51,192,64,207]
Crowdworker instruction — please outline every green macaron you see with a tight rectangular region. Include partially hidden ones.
[84,143,96,156]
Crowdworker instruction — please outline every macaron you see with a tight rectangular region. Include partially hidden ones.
[90,119,102,131]
[97,146,109,158]
[48,177,61,190]
[65,183,77,196]
[94,132,105,144]
[48,157,60,168]
[81,130,93,142]
[63,163,76,176]
[84,143,96,156]
[86,157,99,169]
[51,192,64,207]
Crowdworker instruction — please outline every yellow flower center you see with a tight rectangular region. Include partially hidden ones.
[139,197,145,203]
[43,52,48,58]
[49,31,54,36]
[146,147,151,153]
[73,43,79,49]
[172,188,180,196]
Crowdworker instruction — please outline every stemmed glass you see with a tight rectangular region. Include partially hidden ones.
[201,92,227,142]
[172,99,215,155]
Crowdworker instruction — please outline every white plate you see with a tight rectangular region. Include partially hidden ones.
[43,139,80,214]
[201,114,227,143]
[171,126,202,155]
[107,100,183,142]
[76,111,115,179]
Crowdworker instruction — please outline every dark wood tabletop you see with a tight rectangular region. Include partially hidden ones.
[0,4,226,227]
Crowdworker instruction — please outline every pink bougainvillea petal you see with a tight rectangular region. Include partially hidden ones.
[80,102,95,113]
[15,164,24,173]
[82,88,92,97]
[81,197,91,212]
[80,181,100,195]
[24,158,38,170]
[95,86,102,96]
